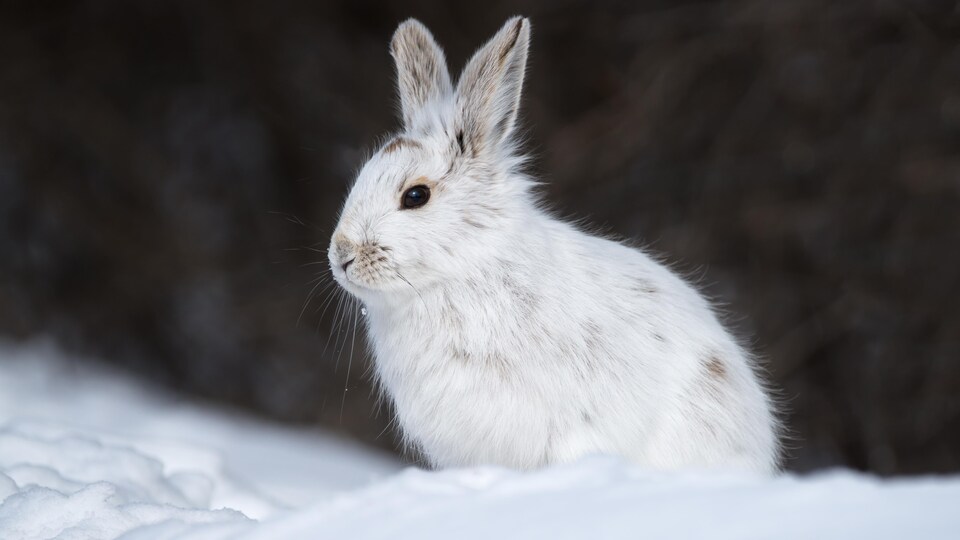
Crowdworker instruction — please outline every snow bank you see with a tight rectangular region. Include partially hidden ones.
[257,458,960,540]
[1,339,959,539]
[0,339,400,510]
[0,338,398,538]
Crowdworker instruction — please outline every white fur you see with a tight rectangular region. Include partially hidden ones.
[328,17,780,473]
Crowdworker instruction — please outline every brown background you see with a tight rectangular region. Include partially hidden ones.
[1,0,958,474]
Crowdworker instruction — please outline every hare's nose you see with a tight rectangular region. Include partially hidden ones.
[332,233,356,267]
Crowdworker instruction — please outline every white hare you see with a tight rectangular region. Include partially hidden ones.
[328,17,780,472]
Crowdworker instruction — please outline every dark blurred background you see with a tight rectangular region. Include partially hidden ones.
[1,0,958,474]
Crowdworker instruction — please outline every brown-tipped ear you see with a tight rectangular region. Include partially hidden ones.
[390,19,453,130]
[454,17,530,157]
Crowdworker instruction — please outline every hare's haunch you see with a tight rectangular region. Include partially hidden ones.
[328,17,780,472]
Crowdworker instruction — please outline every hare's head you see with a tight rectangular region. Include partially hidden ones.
[329,17,534,303]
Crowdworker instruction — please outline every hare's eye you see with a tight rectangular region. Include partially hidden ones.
[401,185,430,209]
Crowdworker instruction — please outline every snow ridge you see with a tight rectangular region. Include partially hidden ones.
[1,339,959,539]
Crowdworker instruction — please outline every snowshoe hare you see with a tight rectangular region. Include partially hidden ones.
[328,17,780,472]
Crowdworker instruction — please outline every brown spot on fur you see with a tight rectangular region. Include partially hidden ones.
[705,354,728,381]
[583,320,604,351]
[448,346,473,364]
[489,351,510,377]
[502,274,539,316]
[447,345,510,379]
[438,289,466,332]
[464,216,487,229]
[382,137,421,154]
[475,202,503,220]
[653,332,666,343]
[398,175,437,195]
[633,279,658,295]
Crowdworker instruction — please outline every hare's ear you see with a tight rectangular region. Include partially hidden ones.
[391,19,452,130]
[454,17,530,157]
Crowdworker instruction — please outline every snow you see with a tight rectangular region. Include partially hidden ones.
[1,339,959,539]
[255,461,960,540]
[0,339,398,538]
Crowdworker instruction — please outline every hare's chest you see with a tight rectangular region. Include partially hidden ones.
[395,364,555,468]
[368,314,556,468]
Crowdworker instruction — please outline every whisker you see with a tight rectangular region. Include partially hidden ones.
[304,274,329,286]
[267,210,327,233]
[298,275,334,327]
[299,246,329,254]
[341,297,361,424]
[396,271,428,309]
[333,294,352,371]
[323,289,347,356]
[375,415,400,441]
[314,283,341,316]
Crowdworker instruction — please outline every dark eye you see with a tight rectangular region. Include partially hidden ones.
[401,185,430,209]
